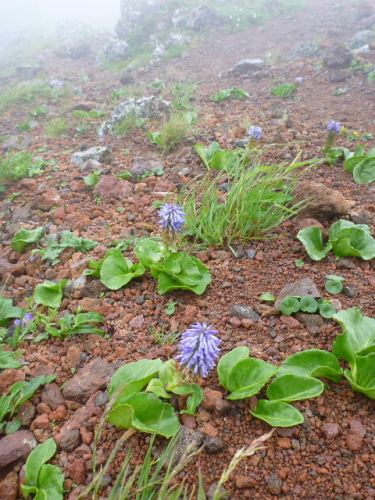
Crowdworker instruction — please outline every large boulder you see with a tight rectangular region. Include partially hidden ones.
[186,5,223,31]
[348,29,375,49]
[323,43,353,69]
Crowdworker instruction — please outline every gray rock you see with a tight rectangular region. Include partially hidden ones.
[295,313,324,328]
[275,277,320,309]
[59,429,80,451]
[119,72,135,85]
[266,473,283,495]
[131,156,165,179]
[352,44,371,55]
[62,359,114,404]
[230,305,260,322]
[79,158,102,174]
[348,30,375,49]
[329,70,346,82]
[290,41,321,59]
[343,285,357,298]
[173,425,205,464]
[204,436,225,454]
[15,65,42,79]
[186,5,222,31]
[64,275,107,298]
[2,134,33,152]
[95,175,134,203]
[102,38,129,62]
[11,206,31,223]
[244,249,257,260]
[71,147,113,166]
[323,43,353,69]
[230,58,265,74]
[99,96,170,136]
[0,430,37,467]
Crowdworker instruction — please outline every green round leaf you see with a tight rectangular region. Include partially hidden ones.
[294,259,305,267]
[226,358,278,400]
[299,296,318,313]
[353,157,375,184]
[279,296,300,316]
[250,400,304,427]
[259,293,276,302]
[279,349,343,382]
[326,275,345,281]
[325,280,343,295]
[319,303,336,318]
[266,374,324,402]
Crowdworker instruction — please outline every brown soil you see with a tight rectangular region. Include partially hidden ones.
[1,0,375,499]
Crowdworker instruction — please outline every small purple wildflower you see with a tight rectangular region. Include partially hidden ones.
[248,126,263,141]
[295,77,303,84]
[158,203,186,234]
[327,120,342,134]
[14,313,33,328]
[175,322,222,378]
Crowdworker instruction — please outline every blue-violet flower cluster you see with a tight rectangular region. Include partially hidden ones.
[158,203,186,235]
[327,120,342,134]
[295,77,303,84]
[248,126,263,141]
[175,322,222,378]
[14,313,33,328]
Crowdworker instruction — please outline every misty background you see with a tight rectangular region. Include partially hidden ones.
[0,0,120,40]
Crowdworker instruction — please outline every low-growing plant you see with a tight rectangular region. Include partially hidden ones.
[113,110,141,137]
[33,279,68,309]
[83,172,101,187]
[269,83,297,98]
[279,295,337,318]
[0,346,22,369]
[146,113,194,152]
[72,109,105,119]
[211,87,249,102]
[297,219,375,261]
[32,230,98,265]
[16,119,33,132]
[45,117,70,137]
[325,274,345,294]
[218,346,343,427]
[179,148,317,247]
[109,88,129,100]
[33,310,104,342]
[21,438,64,499]
[171,81,197,111]
[1,375,55,434]
[328,144,375,184]
[0,151,49,185]
[28,105,48,116]
[149,80,165,89]
[12,226,45,253]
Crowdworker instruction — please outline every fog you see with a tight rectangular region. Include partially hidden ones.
[0,0,120,39]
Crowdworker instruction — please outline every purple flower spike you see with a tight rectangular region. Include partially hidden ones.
[175,322,222,378]
[327,120,342,134]
[14,312,33,328]
[158,203,186,234]
[248,126,263,141]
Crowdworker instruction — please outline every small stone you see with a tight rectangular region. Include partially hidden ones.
[42,383,65,411]
[16,401,36,426]
[236,475,255,488]
[267,472,283,495]
[275,277,320,309]
[230,305,259,322]
[0,472,19,500]
[129,315,145,328]
[277,437,291,449]
[244,249,257,260]
[67,459,86,484]
[80,426,94,445]
[0,430,37,467]
[280,315,301,328]
[346,433,363,451]
[48,405,68,422]
[322,423,340,439]
[0,369,25,395]
[60,429,81,452]
[32,414,50,430]
[66,346,82,368]
[349,420,367,438]
[204,436,224,454]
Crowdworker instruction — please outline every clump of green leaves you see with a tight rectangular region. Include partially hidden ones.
[279,296,337,318]
[297,219,375,261]
[211,87,249,102]
[218,346,342,427]
[45,117,70,137]
[329,144,375,184]
[72,109,105,119]
[33,230,98,265]
[270,83,297,98]
[113,110,143,137]
[333,308,375,399]
[325,275,345,294]
[21,438,64,499]
[33,279,67,309]
[34,310,104,342]
[171,81,197,110]
[1,375,55,434]
[28,106,48,117]
[12,227,44,253]
[16,120,33,132]
[179,147,316,247]
[146,113,195,152]
[0,151,48,185]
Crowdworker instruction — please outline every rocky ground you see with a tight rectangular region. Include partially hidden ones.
[1,0,375,499]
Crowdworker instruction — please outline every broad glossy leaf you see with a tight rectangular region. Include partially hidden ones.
[266,374,324,402]
[329,219,371,242]
[353,157,375,184]
[345,353,375,399]
[279,349,343,382]
[318,303,336,319]
[134,239,167,268]
[325,280,343,295]
[332,228,375,260]
[107,392,179,437]
[33,280,67,308]
[5,419,22,435]
[227,358,278,400]
[146,378,170,399]
[35,464,64,500]
[109,359,163,400]
[299,296,318,313]
[178,384,203,415]
[100,248,145,290]
[25,438,57,487]
[333,308,375,365]
[12,226,44,253]
[159,359,181,389]
[0,348,21,369]
[250,400,304,427]
[217,346,250,391]
[343,156,365,173]
[279,296,300,316]
[297,226,331,261]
